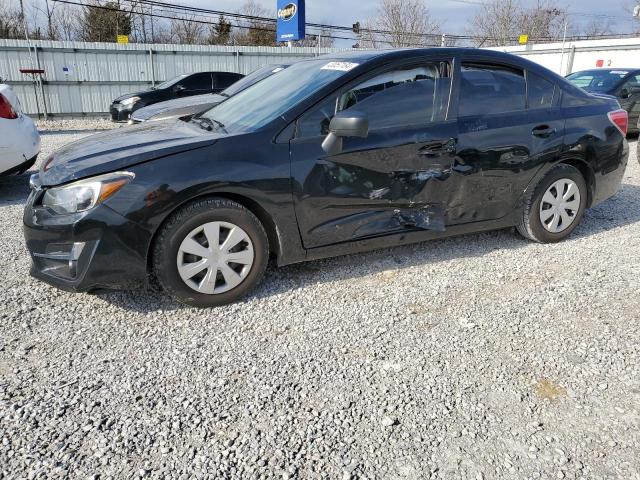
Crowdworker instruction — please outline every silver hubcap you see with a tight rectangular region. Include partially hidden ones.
[177,221,254,294]
[539,178,581,233]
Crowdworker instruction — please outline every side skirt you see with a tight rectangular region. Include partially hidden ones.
[281,214,520,266]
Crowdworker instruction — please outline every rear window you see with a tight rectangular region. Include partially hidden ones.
[565,70,628,92]
[459,64,526,117]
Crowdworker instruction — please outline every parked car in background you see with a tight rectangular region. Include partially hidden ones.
[25,49,629,307]
[0,84,40,175]
[566,68,640,134]
[110,71,244,122]
[130,65,289,124]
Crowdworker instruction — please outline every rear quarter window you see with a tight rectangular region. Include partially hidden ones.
[527,72,556,109]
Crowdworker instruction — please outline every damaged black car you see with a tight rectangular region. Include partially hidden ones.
[24,48,629,307]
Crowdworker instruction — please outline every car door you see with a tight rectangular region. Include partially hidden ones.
[290,58,458,249]
[617,73,640,126]
[452,61,564,224]
[174,73,213,97]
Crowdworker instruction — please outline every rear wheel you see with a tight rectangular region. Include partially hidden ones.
[517,164,587,243]
[152,198,269,307]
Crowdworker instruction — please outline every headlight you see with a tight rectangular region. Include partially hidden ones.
[120,96,140,107]
[41,172,134,215]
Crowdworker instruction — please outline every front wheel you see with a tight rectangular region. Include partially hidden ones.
[152,198,269,307]
[517,164,588,243]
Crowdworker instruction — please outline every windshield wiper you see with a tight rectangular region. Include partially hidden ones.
[190,116,227,133]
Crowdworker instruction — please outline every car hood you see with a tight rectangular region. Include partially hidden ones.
[40,120,219,186]
[133,93,225,121]
[113,90,153,103]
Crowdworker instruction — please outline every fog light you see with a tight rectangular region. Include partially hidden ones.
[34,242,86,280]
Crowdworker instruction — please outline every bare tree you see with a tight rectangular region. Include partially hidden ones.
[470,0,569,46]
[232,0,276,46]
[581,18,613,37]
[169,15,205,45]
[518,1,568,41]
[358,0,440,48]
[0,0,24,39]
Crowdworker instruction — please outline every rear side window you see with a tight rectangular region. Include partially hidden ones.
[527,72,556,109]
[459,64,526,116]
[180,73,213,91]
[296,61,452,137]
[215,73,242,89]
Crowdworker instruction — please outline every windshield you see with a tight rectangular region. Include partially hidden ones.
[200,59,359,133]
[222,64,288,97]
[566,70,629,92]
[155,74,188,90]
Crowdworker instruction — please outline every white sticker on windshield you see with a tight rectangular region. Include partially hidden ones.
[321,62,359,72]
[272,67,284,73]
[611,71,629,75]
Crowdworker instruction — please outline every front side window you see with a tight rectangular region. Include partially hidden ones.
[296,62,452,138]
[156,74,188,90]
[459,64,526,117]
[527,71,556,109]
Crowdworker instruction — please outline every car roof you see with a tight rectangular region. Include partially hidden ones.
[309,47,554,72]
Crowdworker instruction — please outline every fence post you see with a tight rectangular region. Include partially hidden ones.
[33,45,48,120]
[236,49,240,73]
[566,45,576,76]
[148,48,155,87]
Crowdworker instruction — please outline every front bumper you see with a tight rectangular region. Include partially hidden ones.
[1,153,38,176]
[23,193,153,292]
[110,103,133,122]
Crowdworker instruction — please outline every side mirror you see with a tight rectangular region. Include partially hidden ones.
[173,84,186,93]
[620,88,631,99]
[321,111,369,155]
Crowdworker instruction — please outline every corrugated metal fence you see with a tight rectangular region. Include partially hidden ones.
[4,37,640,117]
[0,39,344,117]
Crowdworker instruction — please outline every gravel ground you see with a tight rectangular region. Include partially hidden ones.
[1,129,639,480]
[35,118,121,132]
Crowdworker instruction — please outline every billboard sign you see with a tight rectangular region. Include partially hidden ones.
[277,0,305,42]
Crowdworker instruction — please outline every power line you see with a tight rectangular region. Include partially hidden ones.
[50,0,640,46]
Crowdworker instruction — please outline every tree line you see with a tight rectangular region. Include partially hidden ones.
[1,0,639,47]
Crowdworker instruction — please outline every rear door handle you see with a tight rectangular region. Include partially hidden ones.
[532,125,556,138]
[418,138,456,156]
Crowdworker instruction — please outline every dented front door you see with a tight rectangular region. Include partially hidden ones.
[291,120,458,248]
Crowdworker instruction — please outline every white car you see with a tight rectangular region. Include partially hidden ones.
[0,84,40,175]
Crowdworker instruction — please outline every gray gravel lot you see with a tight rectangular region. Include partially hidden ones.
[1,126,639,479]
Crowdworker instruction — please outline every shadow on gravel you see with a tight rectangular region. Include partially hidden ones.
[97,182,640,313]
[0,172,32,207]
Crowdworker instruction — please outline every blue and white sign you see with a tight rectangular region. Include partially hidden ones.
[276,0,305,42]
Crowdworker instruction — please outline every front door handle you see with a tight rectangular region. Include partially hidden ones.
[418,138,456,157]
[532,125,557,138]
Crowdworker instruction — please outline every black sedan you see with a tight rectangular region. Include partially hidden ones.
[110,71,244,122]
[25,48,629,307]
[566,68,640,133]
[130,65,289,124]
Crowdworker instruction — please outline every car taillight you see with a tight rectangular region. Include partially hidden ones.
[607,109,628,136]
[0,93,18,119]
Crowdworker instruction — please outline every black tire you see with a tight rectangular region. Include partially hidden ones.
[152,198,269,307]
[517,164,588,243]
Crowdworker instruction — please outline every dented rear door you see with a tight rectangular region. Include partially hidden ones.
[290,58,458,249]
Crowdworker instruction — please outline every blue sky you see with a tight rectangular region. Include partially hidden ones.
[204,0,639,43]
